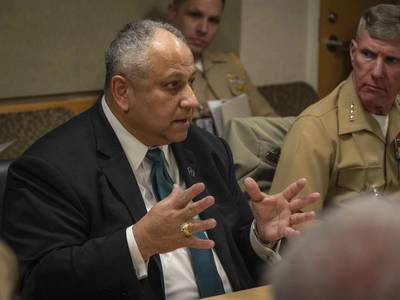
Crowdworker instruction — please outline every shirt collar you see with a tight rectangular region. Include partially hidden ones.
[337,75,400,143]
[101,96,171,170]
[201,50,229,73]
[338,75,384,138]
[195,60,204,73]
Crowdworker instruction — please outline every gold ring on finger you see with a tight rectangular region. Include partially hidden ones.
[180,222,192,238]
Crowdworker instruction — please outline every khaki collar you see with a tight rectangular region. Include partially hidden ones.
[201,50,229,74]
[337,75,400,142]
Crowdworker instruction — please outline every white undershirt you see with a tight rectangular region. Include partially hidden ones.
[195,59,204,73]
[101,97,280,299]
[371,113,389,138]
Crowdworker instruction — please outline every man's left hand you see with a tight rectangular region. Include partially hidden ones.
[244,177,319,243]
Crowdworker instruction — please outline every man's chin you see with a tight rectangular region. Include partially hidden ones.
[359,93,393,114]
[359,89,382,102]
[188,44,205,57]
[167,130,189,144]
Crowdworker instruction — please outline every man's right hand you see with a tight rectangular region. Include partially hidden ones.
[132,183,216,261]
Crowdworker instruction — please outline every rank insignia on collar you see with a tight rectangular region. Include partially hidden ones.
[349,103,355,122]
[394,133,400,162]
[226,73,245,95]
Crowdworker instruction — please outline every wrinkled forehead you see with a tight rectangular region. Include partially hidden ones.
[357,29,400,56]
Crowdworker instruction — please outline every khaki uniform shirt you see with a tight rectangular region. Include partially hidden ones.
[193,51,276,119]
[224,116,295,192]
[270,76,400,213]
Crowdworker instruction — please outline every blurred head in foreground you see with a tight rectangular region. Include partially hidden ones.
[271,198,400,300]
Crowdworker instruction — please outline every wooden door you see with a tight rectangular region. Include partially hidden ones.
[318,0,393,98]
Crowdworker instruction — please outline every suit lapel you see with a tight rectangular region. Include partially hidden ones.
[91,101,148,223]
[91,101,166,295]
[171,142,210,201]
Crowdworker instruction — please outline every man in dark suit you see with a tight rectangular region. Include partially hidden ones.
[1,20,318,300]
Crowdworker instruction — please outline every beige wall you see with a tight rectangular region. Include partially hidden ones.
[240,0,320,89]
[1,0,320,99]
[0,0,241,99]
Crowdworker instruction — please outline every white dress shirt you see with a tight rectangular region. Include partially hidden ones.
[101,97,280,299]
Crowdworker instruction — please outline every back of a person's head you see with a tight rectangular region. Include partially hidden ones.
[271,198,400,300]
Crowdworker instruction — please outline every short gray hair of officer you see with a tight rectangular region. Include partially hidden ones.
[356,3,400,40]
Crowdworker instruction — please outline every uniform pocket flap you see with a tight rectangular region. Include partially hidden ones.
[337,167,366,192]
[337,165,384,193]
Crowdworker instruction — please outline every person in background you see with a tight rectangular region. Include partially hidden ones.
[271,198,400,300]
[168,0,277,133]
[269,3,400,213]
[1,20,318,300]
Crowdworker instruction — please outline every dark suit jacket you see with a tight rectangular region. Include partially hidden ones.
[2,101,264,300]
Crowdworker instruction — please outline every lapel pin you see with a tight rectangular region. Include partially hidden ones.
[187,166,195,177]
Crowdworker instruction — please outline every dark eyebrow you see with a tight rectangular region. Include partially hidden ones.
[186,8,220,22]
[208,16,221,23]
[385,55,400,62]
[187,9,203,16]
[360,48,377,56]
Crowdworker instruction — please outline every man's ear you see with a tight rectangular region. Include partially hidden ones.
[111,75,130,112]
[349,39,357,66]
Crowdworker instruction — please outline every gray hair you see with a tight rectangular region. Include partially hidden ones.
[356,4,400,40]
[104,19,185,89]
[271,198,400,300]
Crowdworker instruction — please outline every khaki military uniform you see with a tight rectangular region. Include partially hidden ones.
[270,76,400,213]
[224,116,295,192]
[193,51,276,119]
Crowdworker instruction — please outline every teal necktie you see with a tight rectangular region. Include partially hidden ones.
[146,148,225,298]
